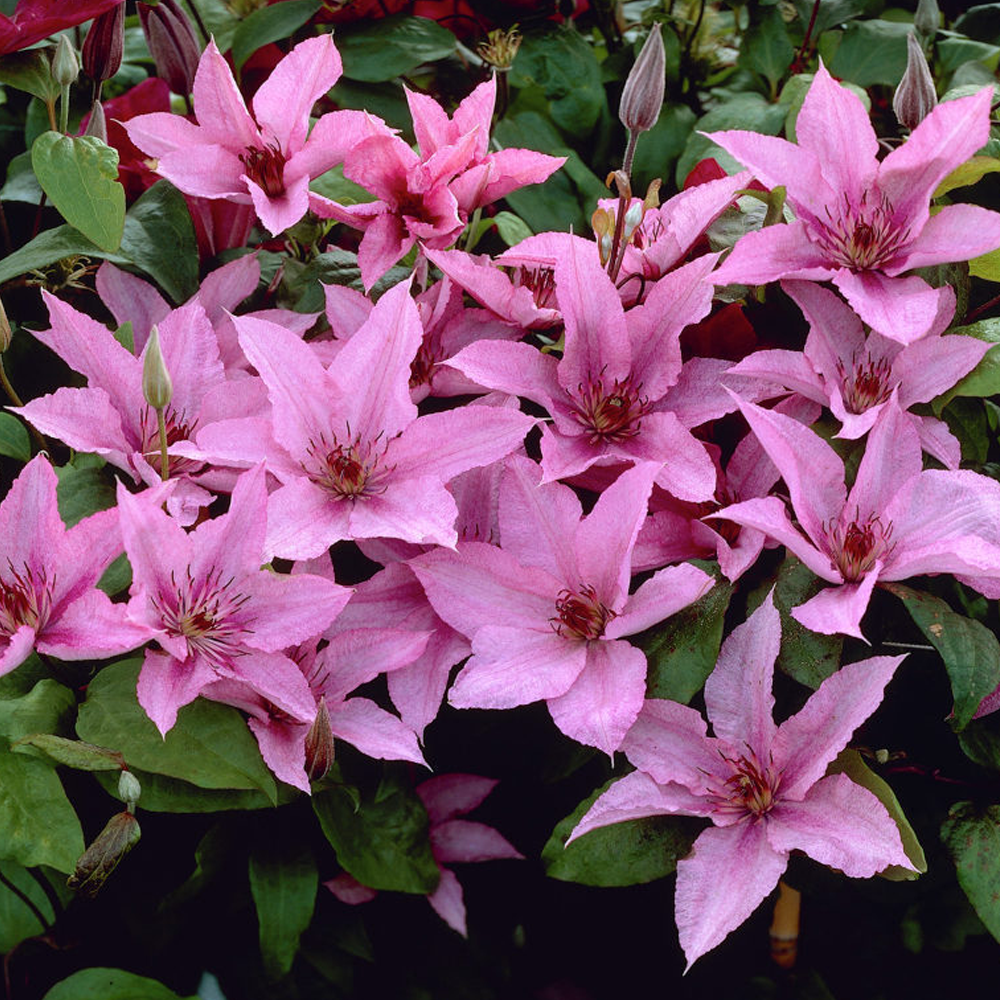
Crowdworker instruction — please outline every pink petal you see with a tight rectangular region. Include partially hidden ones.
[431,819,522,864]
[832,270,949,344]
[892,203,1000,273]
[608,562,714,639]
[136,648,218,736]
[246,170,310,236]
[247,717,309,793]
[426,866,466,936]
[767,772,911,876]
[417,774,498,822]
[191,39,259,150]
[327,697,426,765]
[155,144,247,199]
[325,873,377,905]
[790,568,881,640]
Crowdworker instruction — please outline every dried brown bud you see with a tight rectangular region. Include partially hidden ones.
[619,22,665,136]
[142,326,173,410]
[138,0,201,97]
[68,811,141,898]
[84,100,108,143]
[893,33,937,132]
[304,697,336,782]
[478,26,522,71]
[82,3,125,83]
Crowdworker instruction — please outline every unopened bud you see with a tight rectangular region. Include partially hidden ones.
[914,0,940,38]
[138,0,201,97]
[67,810,141,897]
[0,295,11,353]
[83,4,125,83]
[142,326,173,410]
[304,697,335,782]
[84,101,107,143]
[118,769,141,811]
[893,33,937,132]
[623,200,643,239]
[52,35,80,88]
[619,22,665,136]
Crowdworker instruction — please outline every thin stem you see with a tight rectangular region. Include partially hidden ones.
[59,84,70,135]
[45,98,57,132]
[24,867,63,926]
[791,0,822,74]
[0,201,12,255]
[182,0,210,46]
[965,292,1000,325]
[156,407,169,481]
[0,869,49,934]
[0,355,24,407]
[622,129,638,179]
[882,641,935,651]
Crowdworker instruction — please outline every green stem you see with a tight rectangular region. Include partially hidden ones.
[0,354,23,407]
[59,84,70,135]
[156,406,169,481]
[25,866,63,925]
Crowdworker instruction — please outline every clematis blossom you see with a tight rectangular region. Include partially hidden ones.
[412,456,715,755]
[117,463,349,736]
[568,591,913,969]
[326,774,523,936]
[705,63,1000,343]
[725,280,993,467]
[0,454,151,676]
[714,395,1000,638]
[124,35,388,236]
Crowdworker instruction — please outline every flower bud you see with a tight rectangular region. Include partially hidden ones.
[142,326,173,410]
[118,769,142,811]
[893,33,937,132]
[619,22,665,136]
[83,101,108,143]
[67,811,141,898]
[623,200,643,239]
[82,4,125,83]
[0,295,11,354]
[138,0,201,97]
[478,26,522,72]
[304,697,335,782]
[52,35,80,88]
[914,0,940,38]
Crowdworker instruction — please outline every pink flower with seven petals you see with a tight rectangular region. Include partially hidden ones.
[569,591,913,969]
[705,63,1000,343]
[124,35,387,236]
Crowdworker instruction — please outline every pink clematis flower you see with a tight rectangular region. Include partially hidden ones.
[714,395,1000,638]
[725,281,993,468]
[569,591,913,970]
[117,463,349,736]
[0,455,151,676]
[445,238,719,496]
[326,773,523,936]
[411,456,715,756]
[705,63,1000,343]
[124,35,387,236]
[182,278,536,560]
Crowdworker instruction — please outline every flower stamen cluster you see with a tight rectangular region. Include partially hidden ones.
[570,373,650,444]
[0,562,53,636]
[551,584,617,641]
[306,431,394,501]
[838,352,896,414]
[826,512,896,582]
[239,141,287,198]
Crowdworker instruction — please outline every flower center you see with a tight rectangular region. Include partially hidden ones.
[551,584,616,641]
[306,431,393,501]
[510,266,557,311]
[0,562,53,637]
[139,405,202,477]
[838,353,896,414]
[153,567,252,666]
[409,341,438,390]
[239,142,287,198]
[570,373,649,444]
[719,751,780,818]
[815,191,910,271]
[827,512,895,582]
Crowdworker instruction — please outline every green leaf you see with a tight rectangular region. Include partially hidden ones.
[941,802,1000,944]
[249,841,318,980]
[14,735,125,772]
[0,412,31,462]
[97,553,132,598]
[637,568,733,704]
[112,320,134,354]
[970,244,1000,282]
[31,132,125,253]
[0,860,56,951]
[938,37,1000,75]
[0,224,128,287]
[94,767,289,813]
[336,15,456,83]
[310,164,375,207]
[746,556,844,689]
[0,50,59,103]
[76,660,278,801]
[0,680,75,743]
[279,248,408,312]
[120,181,199,303]
[231,0,322,70]
[886,583,1000,730]
[0,739,85,873]
[1,149,43,204]
[941,396,989,464]
[509,27,605,135]
[541,777,704,887]
[493,211,534,246]
[791,0,865,37]
[936,156,1000,199]
[55,465,116,528]
[312,772,439,893]
[42,968,197,1000]
[931,319,1000,412]
[827,750,926,880]
[827,19,911,88]
[739,6,795,89]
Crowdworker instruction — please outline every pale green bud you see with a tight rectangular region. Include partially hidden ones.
[142,326,173,410]
[52,35,80,88]
[118,770,142,811]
